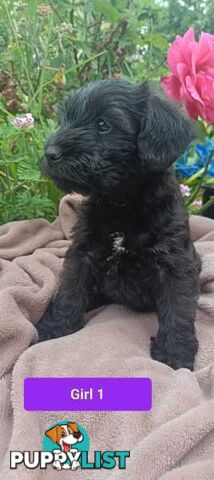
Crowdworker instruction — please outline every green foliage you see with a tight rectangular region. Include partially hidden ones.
[160,0,213,39]
[0,119,62,224]
[0,0,213,224]
[92,0,123,22]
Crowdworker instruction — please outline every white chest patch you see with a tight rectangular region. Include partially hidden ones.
[107,232,127,262]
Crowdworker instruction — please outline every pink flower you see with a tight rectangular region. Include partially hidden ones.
[11,117,25,128]
[11,113,34,129]
[161,28,214,124]
[24,113,34,128]
[179,184,191,197]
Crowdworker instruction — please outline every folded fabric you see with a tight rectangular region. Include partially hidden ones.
[0,194,214,479]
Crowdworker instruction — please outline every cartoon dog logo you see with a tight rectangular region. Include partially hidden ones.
[45,422,83,470]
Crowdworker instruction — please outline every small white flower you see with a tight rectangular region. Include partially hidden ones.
[179,184,191,197]
[192,199,202,208]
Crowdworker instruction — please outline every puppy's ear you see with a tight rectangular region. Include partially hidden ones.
[45,425,61,443]
[67,422,78,432]
[137,92,196,171]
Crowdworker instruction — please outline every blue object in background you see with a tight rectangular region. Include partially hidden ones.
[175,138,214,179]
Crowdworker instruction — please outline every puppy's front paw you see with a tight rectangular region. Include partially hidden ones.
[71,460,80,470]
[51,294,86,335]
[52,461,62,470]
[150,335,198,371]
[37,298,85,341]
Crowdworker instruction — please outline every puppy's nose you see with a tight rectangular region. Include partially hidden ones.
[45,145,62,163]
[73,432,81,439]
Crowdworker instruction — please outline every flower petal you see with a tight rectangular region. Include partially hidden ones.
[185,75,204,105]
[182,96,200,119]
[161,75,181,101]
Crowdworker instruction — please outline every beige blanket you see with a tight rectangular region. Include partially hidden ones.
[0,194,214,480]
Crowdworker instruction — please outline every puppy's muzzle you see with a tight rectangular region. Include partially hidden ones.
[45,145,62,164]
[41,143,62,176]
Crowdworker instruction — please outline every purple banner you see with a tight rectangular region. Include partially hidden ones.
[24,377,152,411]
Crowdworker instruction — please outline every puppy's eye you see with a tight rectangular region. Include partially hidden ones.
[95,117,112,134]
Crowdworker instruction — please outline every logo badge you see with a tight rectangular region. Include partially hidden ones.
[43,421,89,471]
[10,421,130,470]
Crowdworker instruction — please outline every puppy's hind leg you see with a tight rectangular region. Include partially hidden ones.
[150,265,199,370]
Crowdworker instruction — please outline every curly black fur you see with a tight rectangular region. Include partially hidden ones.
[38,79,201,370]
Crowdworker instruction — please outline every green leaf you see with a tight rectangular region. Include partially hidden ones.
[152,34,169,50]
[113,0,126,9]
[92,0,122,22]
[26,0,40,19]
[197,119,208,142]
[143,33,169,50]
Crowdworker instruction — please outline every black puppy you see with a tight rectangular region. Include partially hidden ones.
[39,79,201,370]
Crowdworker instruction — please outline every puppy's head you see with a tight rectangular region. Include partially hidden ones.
[45,422,83,452]
[41,79,195,195]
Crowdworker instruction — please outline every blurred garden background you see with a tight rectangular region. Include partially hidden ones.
[0,0,213,225]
